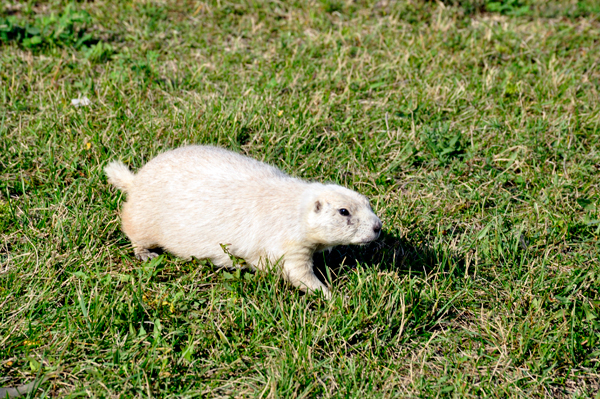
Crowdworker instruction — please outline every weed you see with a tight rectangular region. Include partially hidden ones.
[0,5,96,50]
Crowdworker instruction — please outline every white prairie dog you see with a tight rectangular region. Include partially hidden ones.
[105,145,382,299]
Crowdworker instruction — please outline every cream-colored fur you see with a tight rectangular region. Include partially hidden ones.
[105,145,382,299]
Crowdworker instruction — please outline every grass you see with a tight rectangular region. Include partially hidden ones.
[1,0,599,397]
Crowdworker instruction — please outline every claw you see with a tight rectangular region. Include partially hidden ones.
[135,248,158,261]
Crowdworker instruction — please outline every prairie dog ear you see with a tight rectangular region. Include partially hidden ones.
[314,200,322,213]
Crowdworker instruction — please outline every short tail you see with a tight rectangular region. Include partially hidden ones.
[104,161,135,192]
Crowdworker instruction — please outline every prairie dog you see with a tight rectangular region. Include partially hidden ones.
[105,145,382,298]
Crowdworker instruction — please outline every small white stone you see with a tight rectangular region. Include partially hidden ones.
[71,96,92,107]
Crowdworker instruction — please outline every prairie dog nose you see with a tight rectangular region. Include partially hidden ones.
[373,220,382,234]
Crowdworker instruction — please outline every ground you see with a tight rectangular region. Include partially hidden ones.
[1,0,599,397]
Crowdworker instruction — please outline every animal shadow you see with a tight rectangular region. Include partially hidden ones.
[312,230,465,286]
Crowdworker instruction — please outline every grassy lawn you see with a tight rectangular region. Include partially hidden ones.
[1,0,600,397]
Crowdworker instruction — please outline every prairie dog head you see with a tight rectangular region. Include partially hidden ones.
[305,185,382,246]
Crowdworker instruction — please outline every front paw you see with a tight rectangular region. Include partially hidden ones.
[311,286,332,300]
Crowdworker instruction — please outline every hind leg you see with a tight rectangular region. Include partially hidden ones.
[134,246,160,261]
[121,201,160,261]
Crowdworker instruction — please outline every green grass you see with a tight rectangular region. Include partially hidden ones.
[1,0,599,397]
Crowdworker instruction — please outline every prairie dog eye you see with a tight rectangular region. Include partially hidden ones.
[339,208,350,216]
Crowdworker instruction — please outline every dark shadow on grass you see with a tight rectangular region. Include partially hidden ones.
[312,230,467,288]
